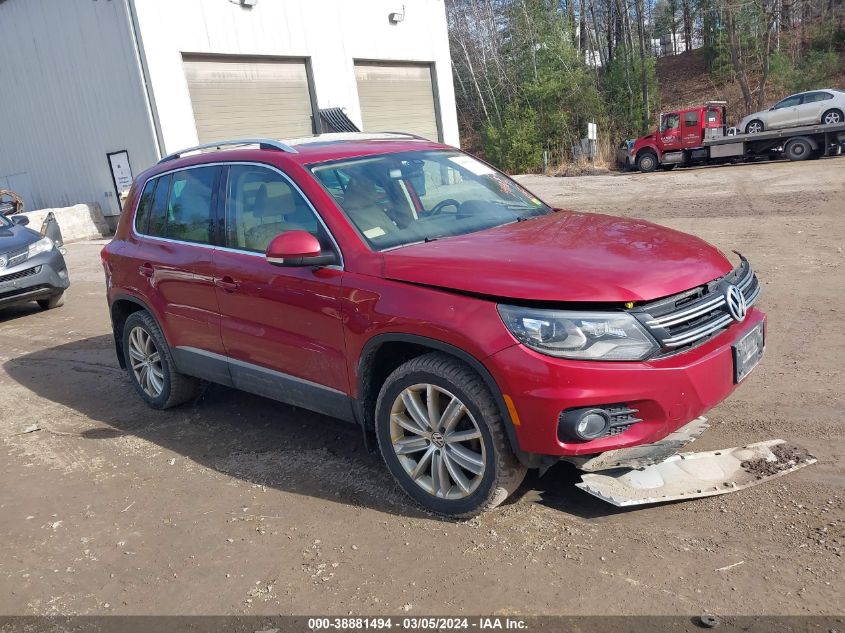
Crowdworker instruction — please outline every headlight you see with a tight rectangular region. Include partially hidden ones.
[27,236,54,259]
[498,305,659,361]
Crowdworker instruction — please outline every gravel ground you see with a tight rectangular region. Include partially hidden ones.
[1,158,843,616]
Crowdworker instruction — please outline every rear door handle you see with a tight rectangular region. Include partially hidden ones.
[215,276,240,292]
[138,263,154,278]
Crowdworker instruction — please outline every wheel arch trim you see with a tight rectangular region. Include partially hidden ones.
[356,333,526,462]
[108,293,162,369]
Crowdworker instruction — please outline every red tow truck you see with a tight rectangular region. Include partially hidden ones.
[629,101,845,172]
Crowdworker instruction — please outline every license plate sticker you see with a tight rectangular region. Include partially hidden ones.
[733,323,764,383]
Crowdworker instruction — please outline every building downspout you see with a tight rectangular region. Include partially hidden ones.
[124,0,166,159]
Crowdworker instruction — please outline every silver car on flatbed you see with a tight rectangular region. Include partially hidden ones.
[740,89,845,134]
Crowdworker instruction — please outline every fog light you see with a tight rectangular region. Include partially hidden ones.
[576,412,609,438]
[559,407,611,441]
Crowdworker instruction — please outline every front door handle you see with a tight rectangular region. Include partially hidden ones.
[215,276,240,293]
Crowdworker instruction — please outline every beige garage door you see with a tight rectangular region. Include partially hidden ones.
[354,62,440,141]
[183,55,314,143]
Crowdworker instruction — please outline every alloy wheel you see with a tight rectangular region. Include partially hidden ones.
[127,326,164,398]
[823,111,842,125]
[747,121,763,134]
[389,384,486,499]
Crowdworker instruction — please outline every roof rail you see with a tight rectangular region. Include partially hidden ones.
[377,131,432,141]
[158,138,298,163]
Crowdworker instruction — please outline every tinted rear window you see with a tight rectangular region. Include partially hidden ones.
[147,174,171,238]
[165,167,217,244]
[134,179,157,233]
[137,167,219,244]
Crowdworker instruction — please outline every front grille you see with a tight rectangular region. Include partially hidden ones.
[0,246,29,269]
[0,265,41,284]
[634,255,760,354]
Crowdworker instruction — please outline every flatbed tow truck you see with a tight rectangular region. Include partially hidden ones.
[630,101,845,172]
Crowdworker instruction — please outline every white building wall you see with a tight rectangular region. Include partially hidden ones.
[0,0,159,216]
[131,0,460,152]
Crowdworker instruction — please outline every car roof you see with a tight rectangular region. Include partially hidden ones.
[790,88,838,97]
[148,133,452,177]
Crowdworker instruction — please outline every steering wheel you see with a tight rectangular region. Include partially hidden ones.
[429,199,461,216]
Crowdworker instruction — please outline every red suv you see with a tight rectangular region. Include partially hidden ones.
[102,134,765,517]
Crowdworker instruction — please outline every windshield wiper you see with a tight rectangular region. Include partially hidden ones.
[491,201,542,211]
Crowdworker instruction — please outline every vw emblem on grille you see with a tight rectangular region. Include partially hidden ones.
[725,284,747,322]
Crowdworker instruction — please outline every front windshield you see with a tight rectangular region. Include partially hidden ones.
[311,150,552,250]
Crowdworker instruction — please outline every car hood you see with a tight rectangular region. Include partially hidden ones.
[380,211,734,303]
[0,223,40,252]
[634,132,656,146]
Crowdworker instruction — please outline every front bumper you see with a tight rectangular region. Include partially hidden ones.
[0,248,70,309]
[487,307,766,457]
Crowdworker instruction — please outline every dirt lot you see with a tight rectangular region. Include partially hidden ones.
[1,158,843,617]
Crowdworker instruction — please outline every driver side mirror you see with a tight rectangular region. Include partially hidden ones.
[266,230,337,267]
[11,215,29,226]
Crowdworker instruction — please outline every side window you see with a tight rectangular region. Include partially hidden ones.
[661,113,680,131]
[805,92,832,103]
[683,111,699,127]
[134,179,157,233]
[774,95,801,109]
[225,165,330,253]
[147,174,172,238]
[165,166,218,244]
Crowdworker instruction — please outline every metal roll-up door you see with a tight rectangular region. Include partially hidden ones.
[182,55,314,143]
[354,62,440,141]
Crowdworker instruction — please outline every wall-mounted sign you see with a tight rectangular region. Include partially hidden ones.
[107,150,133,200]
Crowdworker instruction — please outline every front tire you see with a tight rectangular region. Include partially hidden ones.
[122,311,200,409]
[745,119,764,134]
[37,292,64,310]
[375,353,526,518]
[636,152,658,173]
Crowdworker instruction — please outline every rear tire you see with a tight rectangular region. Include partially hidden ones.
[122,311,201,410]
[374,353,526,518]
[821,109,843,126]
[37,292,64,310]
[784,138,813,161]
[636,152,658,173]
[745,120,764,134]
